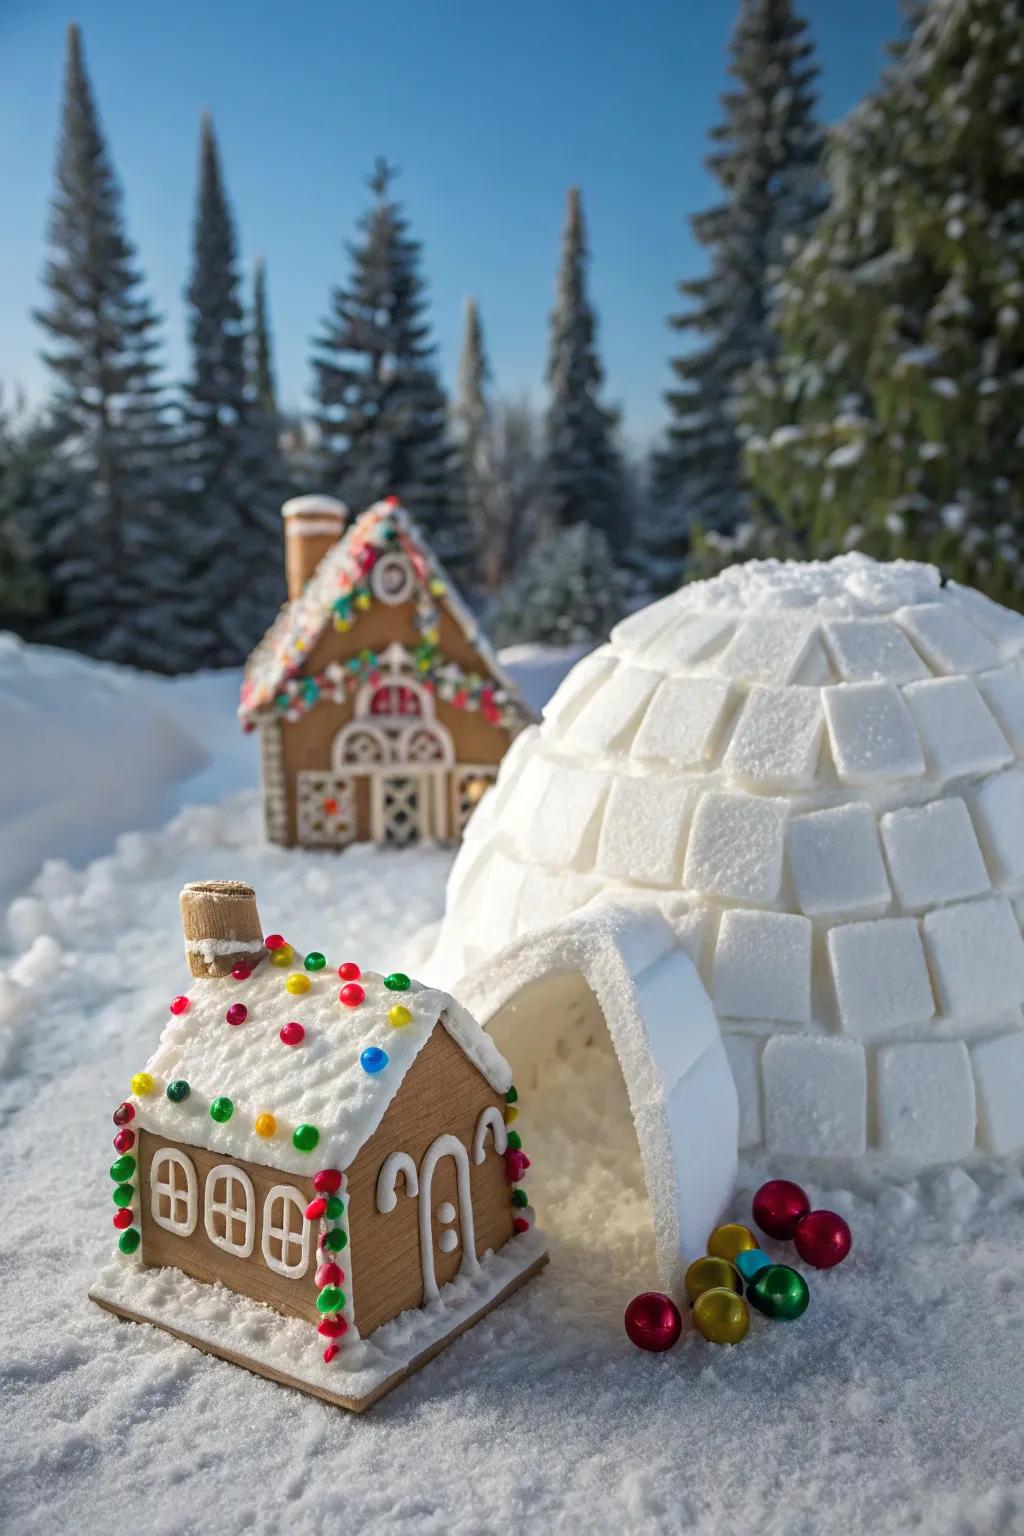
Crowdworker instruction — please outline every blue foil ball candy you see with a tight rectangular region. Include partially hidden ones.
[360,1046,389,1074]
[735,1247,773,1282]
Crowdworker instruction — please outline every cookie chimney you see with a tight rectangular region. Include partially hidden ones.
[180,881,265,978]
[282,494,347,600]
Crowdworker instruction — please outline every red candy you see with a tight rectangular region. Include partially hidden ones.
[752,1179,811,1240]
[513,1216,530,1235]
[265,934,286,951]
[794,1209,852,1269]
[112,1101,136,1127]
[305,1197,328,1221]
[323,1344,340,1363]
[313,1169,342,1195]
[339,983,365,1008]
[232,962,252,980]
[113,1128,136,1154]
[169,996,189,1015]
[113,1209,134,1229]
[279,1021,305,1047]
[315,1262,343,1288]
[225,1003,248,1026]
[337,962,361,981]
[624,1292,683,1353]
[317,1317,348,1338]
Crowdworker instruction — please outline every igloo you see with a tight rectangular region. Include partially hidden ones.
[431,556,1024,1278]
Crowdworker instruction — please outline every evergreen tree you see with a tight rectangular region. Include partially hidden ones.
[454,297,501,589]
[311,160,465,563]
[251,256,277,414]
[31,23,181,667]
[741,0,1024,605]
[654,0,824,580]
[180,114,285,664]
[542,187,626,554]
[488,521,624,648]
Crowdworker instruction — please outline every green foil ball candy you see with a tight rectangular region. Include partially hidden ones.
[747,1263,810,1321]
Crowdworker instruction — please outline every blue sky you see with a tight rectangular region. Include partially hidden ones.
[0,0,902,447]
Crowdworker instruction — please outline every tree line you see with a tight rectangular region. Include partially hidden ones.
[2,0,1021,673]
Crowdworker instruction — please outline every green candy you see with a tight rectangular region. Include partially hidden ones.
[511,1189,528,1208]
[323,1228,348,1253]
[747,1264,810,1321]
[166,1079,190,1103]
[210,1096,234,1123]
[325,1195,344,1219]
[292,1123,320,1153]
[110,1154,136,1182]
[118,1228,141,1255]
[384,972,410,991]
[112,1183,134,1208]
[505,1087,518,1105]
[506,1130,522,1150]
[316,1285,346,1314]
[304,952,327,972]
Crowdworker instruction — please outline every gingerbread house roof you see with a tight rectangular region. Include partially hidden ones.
[239,498,526,727]
[129,959,513,1177]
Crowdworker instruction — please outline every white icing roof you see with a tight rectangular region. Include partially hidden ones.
[133,962,512,1176]
[240,498,520,721]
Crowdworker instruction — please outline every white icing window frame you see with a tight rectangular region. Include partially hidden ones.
[203,1164,256,1259]
[150,1148,198,1237]
[260,1186,312,1279]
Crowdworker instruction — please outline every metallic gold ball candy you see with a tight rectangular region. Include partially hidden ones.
[747,1264,810,1321]
[707,1223,757,1263]
[684,1254,743,1304]
[693,1287,750,1345]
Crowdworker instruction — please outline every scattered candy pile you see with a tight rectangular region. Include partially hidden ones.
[625,1178,852,1353]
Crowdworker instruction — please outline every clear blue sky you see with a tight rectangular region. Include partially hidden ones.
[0,0,902,448]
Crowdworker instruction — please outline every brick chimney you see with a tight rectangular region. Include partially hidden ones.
[180,880,265,978]
[282,495,347,600]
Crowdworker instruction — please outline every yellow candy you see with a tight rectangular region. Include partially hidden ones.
[131,1072,155,1097]
[270,945,294,967]
[707,1223,757,1263]
[255,1113,276,1138]
[388,1004,413,1027]
[504,1106,519,1126]
[693,1287,750,1345]
[684,1254,743,1304]
[355,592,371,610]
[285,973,311,995]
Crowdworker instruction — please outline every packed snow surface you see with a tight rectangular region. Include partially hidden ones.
[0,636,1022,1534]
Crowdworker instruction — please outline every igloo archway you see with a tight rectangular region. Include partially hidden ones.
[435,555,1024,1174]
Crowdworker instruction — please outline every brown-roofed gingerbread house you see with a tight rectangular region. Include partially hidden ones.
[240,496,531,849]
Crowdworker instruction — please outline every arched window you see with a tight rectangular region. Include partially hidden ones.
[203,1165,255,1258]
[150,1148,198,1237]
[261,1186,311,1279]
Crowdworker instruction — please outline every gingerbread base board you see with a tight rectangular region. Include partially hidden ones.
[88,1229,548,1412]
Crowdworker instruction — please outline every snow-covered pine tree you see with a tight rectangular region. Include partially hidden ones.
[32,24,181,667]
[542,188,626,555]
[741,0,1024,606]
[179,114,286,666]
[311,160,467,565]
[454,297,502,590]
[654,0,825,582]
[488,520,624,648]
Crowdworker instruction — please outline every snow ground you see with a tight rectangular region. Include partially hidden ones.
[0,642,1022,1536]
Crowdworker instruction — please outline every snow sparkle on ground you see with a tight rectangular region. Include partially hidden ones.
[0,645,1022,1535]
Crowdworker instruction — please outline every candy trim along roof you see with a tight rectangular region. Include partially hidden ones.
[239,498,525,724]
[129,961,514,1177]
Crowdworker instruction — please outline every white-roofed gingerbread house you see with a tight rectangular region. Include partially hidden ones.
[90,881,546,1411]
[430,556,1024,1285]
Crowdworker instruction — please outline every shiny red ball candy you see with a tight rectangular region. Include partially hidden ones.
[112,1209,134,1229]
[624,1291,682,1352]
[794,1209,852,1269]
[313,1169,342,1195]
[752,1179,811,1240]
[113,1128,136,1154]
[337,962,361,981]
[225,1003,248,1026]
[279,1021,305,1047]
[339,982,365,1008]
[112,1101,135,1127]
[169,996,189,1015]
[265,934,286,951]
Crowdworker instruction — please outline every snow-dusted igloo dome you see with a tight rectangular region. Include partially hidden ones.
[436,555,1024,1171]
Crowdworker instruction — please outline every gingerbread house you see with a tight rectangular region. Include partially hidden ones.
[89,881,546,1411]
[240,496,532,849]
